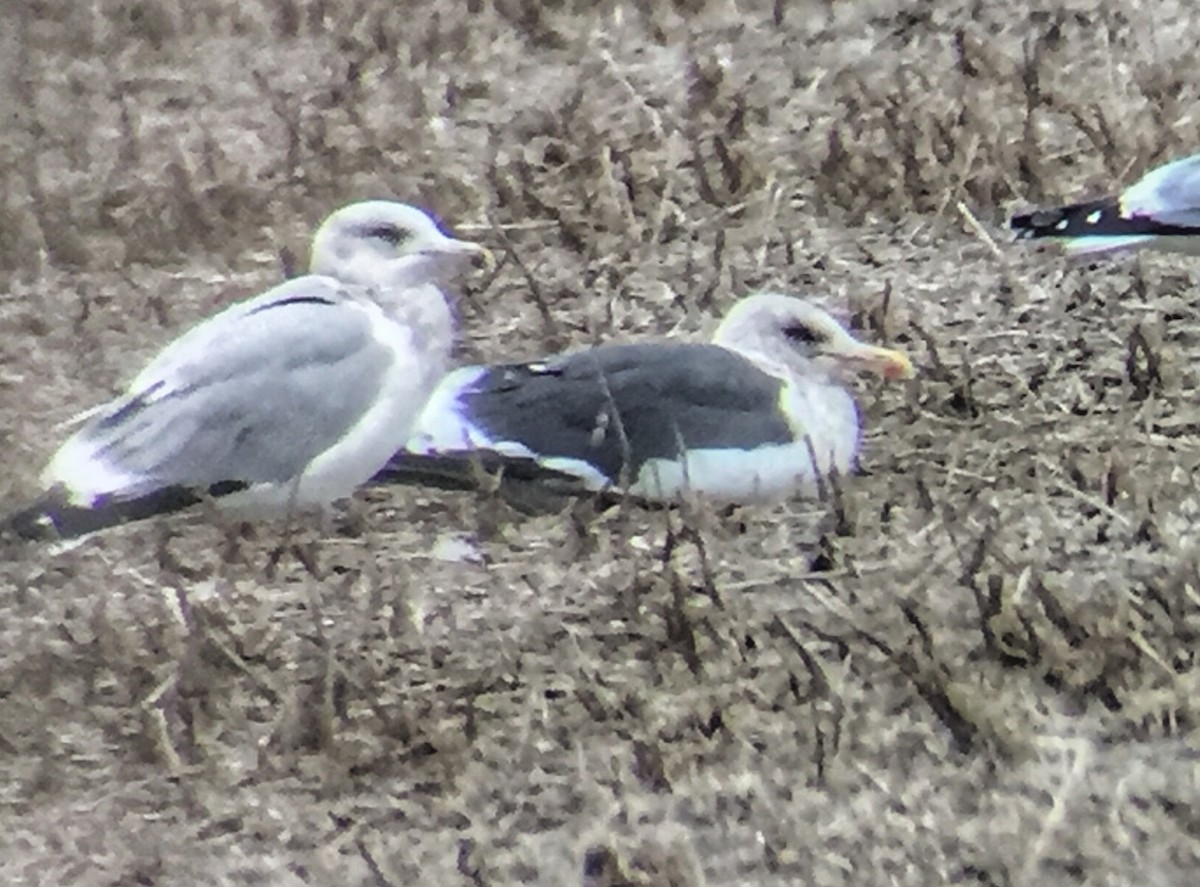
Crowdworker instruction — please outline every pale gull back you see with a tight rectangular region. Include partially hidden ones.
[12,200,489,541]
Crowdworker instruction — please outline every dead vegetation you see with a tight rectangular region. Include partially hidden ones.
[4,0,1200,884]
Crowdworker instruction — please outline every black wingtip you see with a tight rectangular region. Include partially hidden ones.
[1009,207,1069,238]
[4,493,65,543]
[3,480,251,544]
[374,450,589,492]
[373,450,628,514]
[1008,197,1117,239]
[374,451,688,516]
[1008,195,1200,243]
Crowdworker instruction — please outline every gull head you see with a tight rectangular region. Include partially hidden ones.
[714,293,915,382]
[309,201,493,291]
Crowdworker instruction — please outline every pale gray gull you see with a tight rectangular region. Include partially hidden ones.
[1010,152,1200,256]
[8,200,491,541]
[385,293,915,505]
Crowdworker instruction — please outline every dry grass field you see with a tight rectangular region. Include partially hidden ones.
[5,0,1200,883]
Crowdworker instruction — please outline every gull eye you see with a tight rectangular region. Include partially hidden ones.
[782,323,823,346]
[364,224,409,246]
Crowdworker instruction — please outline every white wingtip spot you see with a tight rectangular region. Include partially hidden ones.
[1085,210,1102,225]
[588,410,610,448]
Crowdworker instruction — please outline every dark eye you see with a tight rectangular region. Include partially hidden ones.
[782,323,823,345]
[365,224,408,246]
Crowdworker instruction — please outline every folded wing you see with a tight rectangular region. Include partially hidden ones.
[44,276,394,507]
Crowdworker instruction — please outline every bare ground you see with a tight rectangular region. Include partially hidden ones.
[3,0,1200,884]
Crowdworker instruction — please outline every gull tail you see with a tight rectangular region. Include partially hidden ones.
[3,481,249,543]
